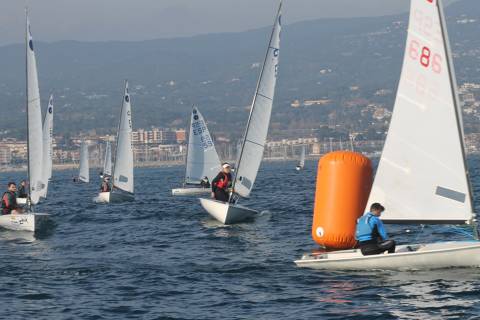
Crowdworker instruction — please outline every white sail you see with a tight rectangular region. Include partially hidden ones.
[26,12,45,205]
[40,95,54,198]
[112,81,134,194]
[103,141,112,176]
[299,145,305,168]
[185,107,221,184]
[367,0,473,224]
[79,140,90,183]
[232,3,282,198]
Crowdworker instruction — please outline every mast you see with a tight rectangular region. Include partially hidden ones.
[111,80,127,189]
[437,0,477,237]
[25,8,32,210]
[183,105,194,185]
[231,1,282,200]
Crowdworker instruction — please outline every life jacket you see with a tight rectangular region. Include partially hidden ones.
[215,173,229,190]
[101,183,110,192]
[1,191,15,215]
[355,213,375,242]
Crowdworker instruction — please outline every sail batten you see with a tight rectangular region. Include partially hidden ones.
[367,0,473,224]
[112,81,134,194]
[232,2,282,199]
[25,12,45,205]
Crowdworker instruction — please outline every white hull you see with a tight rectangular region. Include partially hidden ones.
[95,192,110,203]
[95,191,134,203]
[16,198,27,205]
[199,198,258,224]
[0,213,49,232]
[295,241,480,270]
[172,187,210,196]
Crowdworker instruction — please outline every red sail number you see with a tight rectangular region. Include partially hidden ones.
[420,47,431,67]
[408,41,442,74]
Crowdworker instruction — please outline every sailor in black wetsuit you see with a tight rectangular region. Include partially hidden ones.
[17,180,28,198]
[200,176,210,188]
[211,163,233,202]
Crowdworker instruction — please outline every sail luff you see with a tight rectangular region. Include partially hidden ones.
[231,2,282,199]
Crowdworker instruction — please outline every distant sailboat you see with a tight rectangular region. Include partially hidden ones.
[40,94,54,198]
[172,106,221,196]
[102,141,112,177]
[78,139,90,183]
[296,0,480,270]
[96,81,134,203]
[0,10,49,231]
[296,145,305,171]
[200,2,282,224]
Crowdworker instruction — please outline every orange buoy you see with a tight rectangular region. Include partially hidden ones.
[312,151,373,250]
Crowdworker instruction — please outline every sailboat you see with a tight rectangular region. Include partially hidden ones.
[96,81,134,203]
[78,139,90,183]
[102,141,112,178]
[0,10,49,231]
[296,145,305,171]
[172,106,221,196]
[17,94,53,204]
[40,94,54,198]
[199,2,282,224]
[295,0,480,270]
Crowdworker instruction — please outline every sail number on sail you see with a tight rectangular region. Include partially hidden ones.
[192,119,213,150]
[408,1,443,74]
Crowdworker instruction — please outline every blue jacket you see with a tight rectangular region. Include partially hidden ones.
[355,212,388,242]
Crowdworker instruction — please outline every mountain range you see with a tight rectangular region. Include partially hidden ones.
[0,0,479,139]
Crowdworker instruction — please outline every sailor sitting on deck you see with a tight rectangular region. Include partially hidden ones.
[200,176,210,188]
[100,178,111,193]
[17,180,28,198]
[356,203,396,256]
[211,163,232,202]
[2,182,24,215]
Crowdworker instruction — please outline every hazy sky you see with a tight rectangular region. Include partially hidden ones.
[0,0,459,45]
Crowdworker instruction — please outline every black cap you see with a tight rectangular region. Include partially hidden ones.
[370,203,385,212]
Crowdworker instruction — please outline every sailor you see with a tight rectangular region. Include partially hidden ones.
[211,163,232,202]
[2,182,23,215]
[200,176,210,188]
[17,180,28,198]
[355,203,396,255]
[100,177,111,193]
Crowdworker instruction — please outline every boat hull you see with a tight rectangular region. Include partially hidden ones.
[0,213,49,232]
[199,198,257,224]
[172,187,211,196]
[295,241,480,270]
[95,191,134,203]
